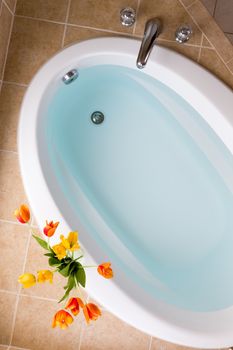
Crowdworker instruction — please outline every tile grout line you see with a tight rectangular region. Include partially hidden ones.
[7,346,31,350]
[0,0,3,17]
[20,292,57,303]
[7,229,32,348]
[0,219,38,228]
[14,14,135,37]
[224,31,233,35]
[0,289,18,296]
[186,0,198,10]
[0,1,14,83]
[61,0,71,48]
[15,13,66,25]
[226,57,233,65]
[0,288,59,303]
[78,323,85,350]
[132,0,140,35]
[178,0,196,9]
[13,0,17,14]
[180,1,233,75]
[10,13,213,49]
[148,335,153,350]
[197,33,204,62]
[202,33,214,48]
[3,80,28,87]
[213,0,218,18]
[2,0,14,16]
[0,148,18,154]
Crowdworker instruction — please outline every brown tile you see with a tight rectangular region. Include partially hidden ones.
[151,337,196,350]
[0,190,28,221]
[199,48,233,89]
[68,0,137,33]
[0,151,24,194]
[135,0,202,45]
[202,35,213,47]
[0,150,28,221]
[4,0,17,12]
[0,83,26,152]
[12,296,82,349]
[16,0,69,22]
[4,17,64,84]
[0,3,13,79]
[8,348,27,350]
[157,40,200,62]
[80,311,150,350]
[64,26,119,47]
[0,290,17,345]
[227,58,233,74]
[200,0,216,15]
[214,0,233,34]
[226,33,233,45]
[179,0,196,7]
[9,348,30,350]
[0,221,30,292]
[188,0,233,63]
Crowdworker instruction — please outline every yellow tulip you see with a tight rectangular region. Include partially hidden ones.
[18,273,36,288]
[52,243,67,260]
[60,231,80,252]
[37,270,53,283]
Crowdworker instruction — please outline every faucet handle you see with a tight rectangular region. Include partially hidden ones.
[175,25,192,43]
[120,7,136,27]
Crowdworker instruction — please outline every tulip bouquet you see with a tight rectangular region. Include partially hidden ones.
[15,204,113,329]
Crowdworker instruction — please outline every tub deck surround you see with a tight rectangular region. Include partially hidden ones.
[18,37,233,348]
[0,1,233,349]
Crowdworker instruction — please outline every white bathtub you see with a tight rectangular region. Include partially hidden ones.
[18,37,233,348]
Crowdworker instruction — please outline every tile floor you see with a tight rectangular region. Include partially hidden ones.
[201,0,233,44]
[0,0,233,349]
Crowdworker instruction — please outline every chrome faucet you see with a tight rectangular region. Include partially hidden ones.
[136,18,162,69]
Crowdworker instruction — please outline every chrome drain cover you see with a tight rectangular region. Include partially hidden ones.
[91,111,104,125]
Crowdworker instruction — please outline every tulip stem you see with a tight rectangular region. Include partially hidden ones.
[81,265,97,268]
[77,284,87,303]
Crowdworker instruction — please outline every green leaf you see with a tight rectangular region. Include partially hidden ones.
[59,263,71,277]
[44,252,55,257]
[32,235,49,250]
[69,262,77,275]
[58,275,75,303]
[75,265,86,288]
[48,257,60,266]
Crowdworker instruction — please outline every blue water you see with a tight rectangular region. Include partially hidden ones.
[45,65,233,311]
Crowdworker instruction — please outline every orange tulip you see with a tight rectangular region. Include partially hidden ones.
[43,220,59,237]
[52,310,73,329]
[83,303,101,324]
[97,262,113,279]
[65,297,84,316]
[14,204,30,224]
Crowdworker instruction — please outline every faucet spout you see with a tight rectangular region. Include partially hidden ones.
[136,18,162,69]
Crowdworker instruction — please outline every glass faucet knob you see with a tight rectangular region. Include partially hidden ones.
[175,25,192,43]
[120,7,136,27]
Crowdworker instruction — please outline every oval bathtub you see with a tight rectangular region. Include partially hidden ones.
[18,38,233,348]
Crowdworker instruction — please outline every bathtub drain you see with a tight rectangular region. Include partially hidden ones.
[91,111,104,125]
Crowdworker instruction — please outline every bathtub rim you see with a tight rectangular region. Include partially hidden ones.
[18,37,233,348]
